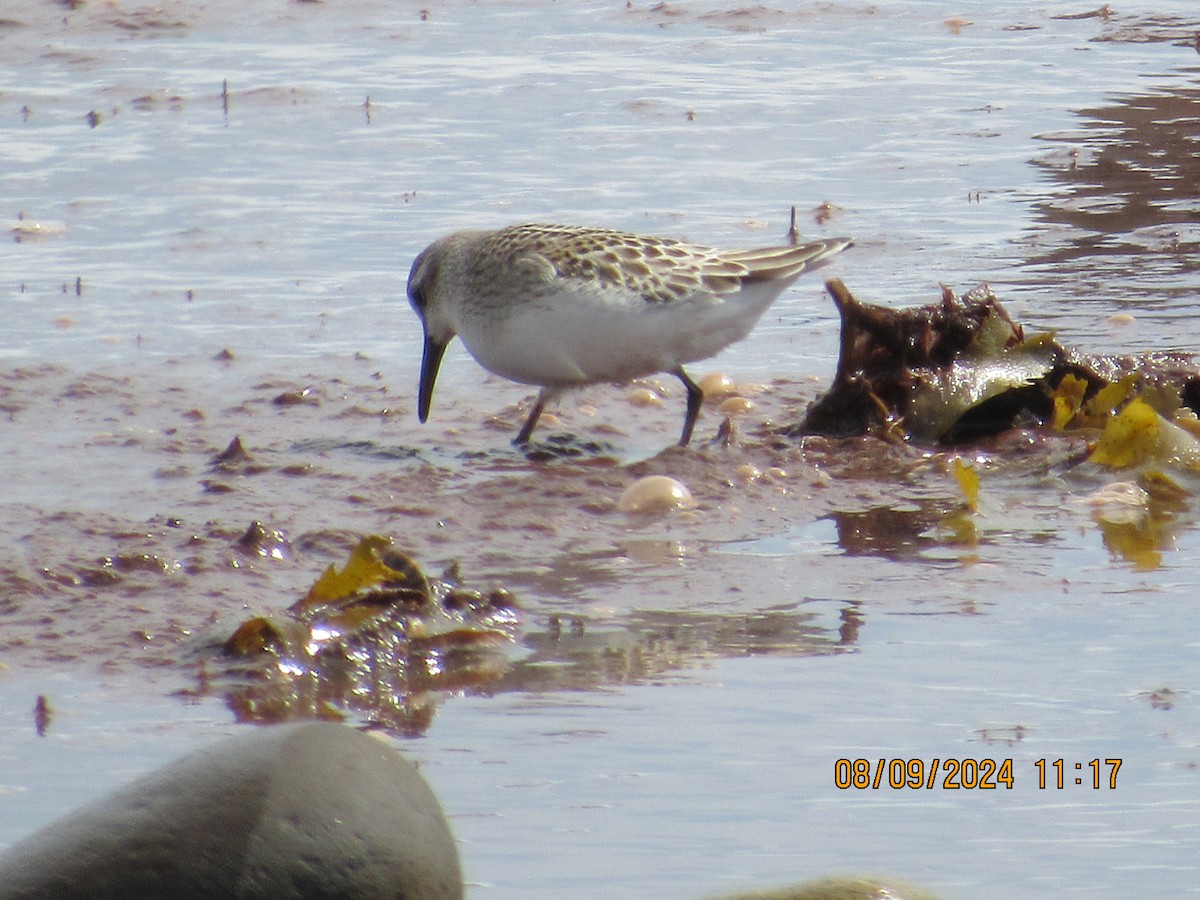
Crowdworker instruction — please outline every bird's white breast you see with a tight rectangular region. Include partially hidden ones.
[454,278,791,388]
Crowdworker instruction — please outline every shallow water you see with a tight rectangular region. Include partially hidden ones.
[3,2,1200,897]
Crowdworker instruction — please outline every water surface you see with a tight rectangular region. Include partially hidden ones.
[3,2,1200,897]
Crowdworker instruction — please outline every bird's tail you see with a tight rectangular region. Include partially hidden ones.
[725,238,853,284]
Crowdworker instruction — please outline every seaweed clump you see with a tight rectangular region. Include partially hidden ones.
[792,279,1200,448]
[214,536,519,736]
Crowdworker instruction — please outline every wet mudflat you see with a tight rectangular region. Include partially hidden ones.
[3,2,1200,897]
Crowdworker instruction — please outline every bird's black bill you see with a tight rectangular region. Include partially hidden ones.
[417,331,448,424]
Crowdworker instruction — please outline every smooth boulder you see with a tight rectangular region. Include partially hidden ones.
[0,721,462,899]
[711,877,940,899]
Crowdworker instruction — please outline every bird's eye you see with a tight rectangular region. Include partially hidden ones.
[408,280,427,313]
[408,249,433,312]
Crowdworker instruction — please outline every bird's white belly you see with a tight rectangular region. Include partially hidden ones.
[457,289,772,388]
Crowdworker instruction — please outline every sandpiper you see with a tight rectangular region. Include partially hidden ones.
[407,222,851,447]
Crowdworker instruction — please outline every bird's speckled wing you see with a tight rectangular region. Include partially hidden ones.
[484,224,752,305]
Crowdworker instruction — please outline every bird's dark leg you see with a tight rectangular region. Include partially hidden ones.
[674,367,703,447]
[514,389,550,446]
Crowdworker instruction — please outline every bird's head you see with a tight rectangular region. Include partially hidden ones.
[407,238,460,424]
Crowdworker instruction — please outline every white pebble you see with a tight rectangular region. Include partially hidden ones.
[733,463,761,484]
[626,387,662,407]
[617,475,697,514]
[718,396,755,415]
[698,372,739,399]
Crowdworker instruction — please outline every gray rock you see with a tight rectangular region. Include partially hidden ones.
[0,722,462,899]
[709,876,940,900]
